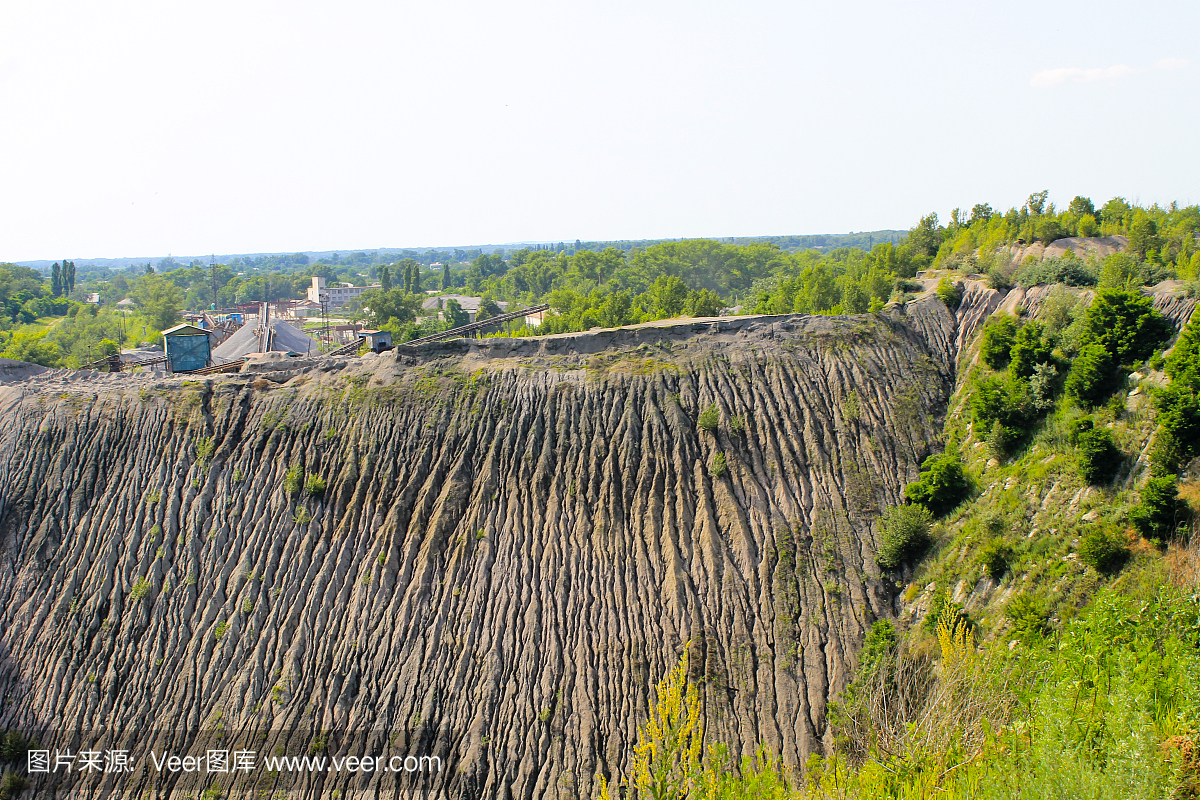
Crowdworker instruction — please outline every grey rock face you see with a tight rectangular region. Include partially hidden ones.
[0,305,962,798]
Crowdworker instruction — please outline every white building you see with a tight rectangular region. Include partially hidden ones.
[307,277,381,308]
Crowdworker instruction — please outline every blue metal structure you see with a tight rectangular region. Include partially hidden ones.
[162,324,212,373]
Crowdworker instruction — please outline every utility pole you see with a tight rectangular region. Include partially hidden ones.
[210,254,218,310]
[322,298,330,348]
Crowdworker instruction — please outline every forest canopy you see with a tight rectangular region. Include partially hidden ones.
[3,192,1198,365]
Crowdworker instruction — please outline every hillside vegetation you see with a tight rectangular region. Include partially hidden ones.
[595,280,1200,798]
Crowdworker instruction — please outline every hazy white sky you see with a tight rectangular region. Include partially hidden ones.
[1,0,1196,261]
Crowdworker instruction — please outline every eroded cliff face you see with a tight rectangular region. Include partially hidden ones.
[0,301,967,798]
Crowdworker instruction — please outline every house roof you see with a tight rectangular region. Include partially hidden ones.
[419,294,510,313]
[162,324,211,337]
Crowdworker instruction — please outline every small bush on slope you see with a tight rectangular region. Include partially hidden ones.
[978,316,1016,370]
[877,505,933,570]
[1065,343,1116,407]
[1076,525,1129,573]
[904,450,970,516]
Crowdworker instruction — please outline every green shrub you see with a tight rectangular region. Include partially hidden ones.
[304,475,327,497]
[840,393,860,422]
[293,506,313,525]
[859,620,897,670]
[1008,321,1052,379]
[729,414,746,434]
[0,731,35,764]
[709,451,727,479]
[697,404,719,433]
[985,268,1012,291]
[978,539,1011,580]
[283,464,302,496]
[904,450,970,516]
[1077,525,1129,574]
[195,436,215,462]
[936,277,963,310]
[1151,386,1200,475]
[1131,476,1187,539]
[1149,316,1200,474]
[0,772,28,800]
[971,373,1037,439]
[987,420,1023,461]
[1079,288,1173,367]
[979,316,1017,370]
[1072,418,1122,484]
[131,577,153,601]
[214,621,230,641]
[1065,343,1116,407]
[1027,362,1059,410]
[877,505,933,570]
[1013,256,1098,287]
[1005,593,1049,641]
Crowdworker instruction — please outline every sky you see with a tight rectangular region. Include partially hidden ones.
[1,0,1197,262]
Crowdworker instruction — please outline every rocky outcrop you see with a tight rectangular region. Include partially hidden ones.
[1006,234,1128,263]
[0,302,963,798]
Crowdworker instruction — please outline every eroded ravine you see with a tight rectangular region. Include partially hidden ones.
[0,295,1087,798]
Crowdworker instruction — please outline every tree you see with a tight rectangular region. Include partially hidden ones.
[1067,196,1095,218]
[379,266,392,292]
[904,449,970,516]
[877,504,933,570]
[0,328,62,366]
[979,316,1017,370]
[130,274,184,333]
[1035,218,1067,244]
[1151,317,1200,474]
[1026,190,1049,216]
[65,260,76,294]
[907,213,942,259]
[969,203,993,226]
[441,263,451,290]
[1072,417,1121,484]
[443,298,469,328]
[51,263,62,297]
[1100,197,1131,228]
[476,297,502,321]
[646,275,689,317]
[1065,343,1115,407]
[1127,213,1161,261]
[1079,289,1172,366]
[1077,214,1099,237]
[1008,321,1052,379]
[360,288,420,327]
[1132,476,1186,538]
[684,288,723,317]
[597,291,634,328]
